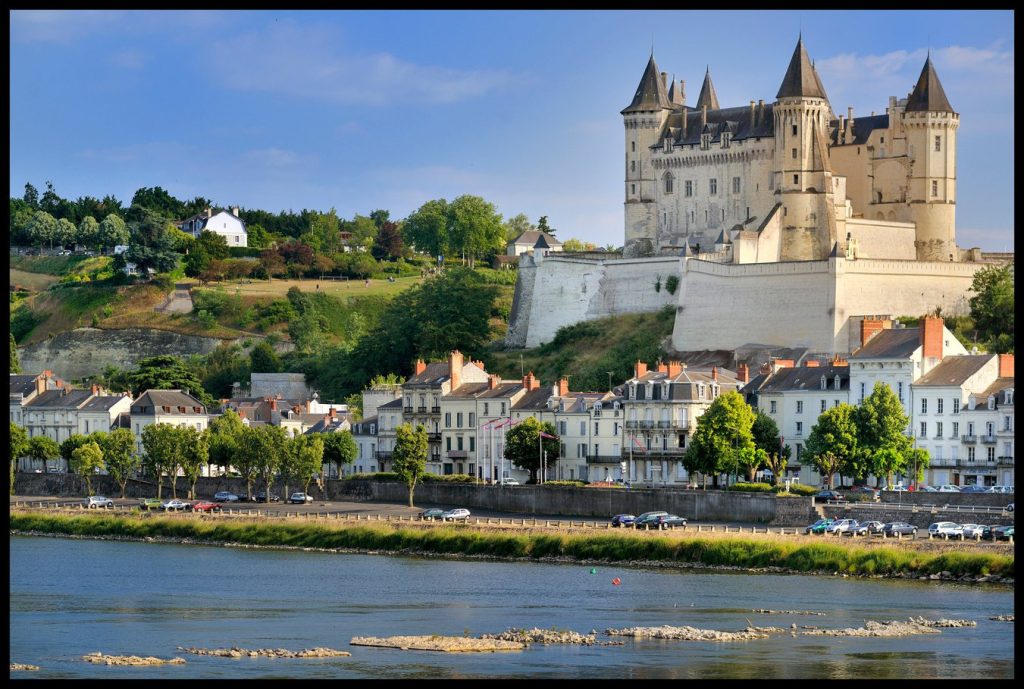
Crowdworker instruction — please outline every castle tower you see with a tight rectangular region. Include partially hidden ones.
[902,55,958,261]
[695,67,720,110]
[773,36,836,261]
[622,53,673,257]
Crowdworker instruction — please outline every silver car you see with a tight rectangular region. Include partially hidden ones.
[442,508,471,522]
[86,496,114,509]
[928,521,963,538]
[961,524,986,539]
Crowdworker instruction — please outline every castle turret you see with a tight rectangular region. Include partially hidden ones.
[773,36,836,261]
[695,67,720,110]
[902,54,958,261]
[622,53,673,257]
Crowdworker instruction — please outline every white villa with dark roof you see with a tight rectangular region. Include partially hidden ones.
[177,207,247,247]
[129,389,209,453]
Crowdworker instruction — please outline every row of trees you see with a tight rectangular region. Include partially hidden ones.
[9,425,137,497]
[21,211,129,252]
[682,383,928,490]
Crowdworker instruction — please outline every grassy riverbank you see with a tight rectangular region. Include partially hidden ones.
[10,512,1014,581]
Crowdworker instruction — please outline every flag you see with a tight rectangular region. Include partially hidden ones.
[633,435,646,451]
[539,431,557,439]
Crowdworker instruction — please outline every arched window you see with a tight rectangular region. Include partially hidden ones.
[664,172,674,194]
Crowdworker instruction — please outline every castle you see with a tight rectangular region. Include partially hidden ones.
[506,37,1008,358]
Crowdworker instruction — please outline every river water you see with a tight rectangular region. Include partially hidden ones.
[9,536,1014,679]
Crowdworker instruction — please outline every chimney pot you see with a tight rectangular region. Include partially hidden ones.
[711,366,718,381]
[558,377,569,397]
[414,359,427,375]
[921,316,944,361]
[998,354,1014,378]
[635,360,648,378]
[449,350,464,390]
[737,363,750,383]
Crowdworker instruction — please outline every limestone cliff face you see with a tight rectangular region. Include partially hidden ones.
[17,327,235,380]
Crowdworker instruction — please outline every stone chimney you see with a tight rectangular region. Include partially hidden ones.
[205,207,213,218]
[661,71,668,89]
[488,375,500,390]
[678,79,686,105]
[737,363,749,383]
[90,383,99,395]
[804,360,821,367]
[522,371,539,391]
[667,360,682,377]
[920,316,944,361]
[860,318,889,347]
[749,100,756,128]
[656,360,668,374]
[269,399,277,411]
[758,99,765,123]
[449,350,464,390]
[329,408,336,418]
[711,366,718,381]
[998,354,1014,378]
[701,104,708,127]
[772,359,795,373]
[832,354,849,367]
[634,360,648,378]
[231,206,239,217]
[414,359,426,375]
[558,377,569,397]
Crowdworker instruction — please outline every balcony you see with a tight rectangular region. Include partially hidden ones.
[625,420,655,430]
[997,456,1015,464]
[427,432,442,442]
[403,406,413,413]
[431,407,441,414]
[376,451,393,461]
[980,435,998,444]
[417,406,427,413]
[447,450,469,459]
[585,455,624,464]
[961,435,977,443]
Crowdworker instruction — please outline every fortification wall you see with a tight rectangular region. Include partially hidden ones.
[509,255,680,348]
[846,218,916,259]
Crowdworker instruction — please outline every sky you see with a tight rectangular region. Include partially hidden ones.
[8,9,1015,251]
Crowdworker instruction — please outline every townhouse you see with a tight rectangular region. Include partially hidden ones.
[129,389,209,454]
[10,371,65,426]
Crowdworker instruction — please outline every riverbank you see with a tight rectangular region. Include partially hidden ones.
[9,511,1014,585]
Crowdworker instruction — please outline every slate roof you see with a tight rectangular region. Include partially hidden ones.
[695,67,720,110]
[304,415,350,434]
[534,235,551,249]
[475,382,525,399]
[378,398,404,409]
[905,56,954,113]
[405,362,452,386]
[24,389,94,409]
[626,367,743,402]
[664,103,776,146]
[9,374,39,397]
[913,355,994,387]
[977,377,1014,401]
[850,328,921,360]
[511,230,562,248]
[829,114,889,146]
[79,395,128,412]
[130,389,206,414]
[777,36,828,100]
[352,416,379,435]
[445,382,489,399]
[512,388,554,411]
[756,365,850,394]
[621,54,672,113]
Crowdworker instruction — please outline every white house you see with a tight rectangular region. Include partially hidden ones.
[129,389,209,454]
[506,231,563,257]
[178,207,247,247]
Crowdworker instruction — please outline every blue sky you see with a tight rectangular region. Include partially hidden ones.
[9,9,1014,251]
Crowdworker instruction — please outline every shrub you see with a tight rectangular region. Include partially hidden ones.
[421,474,477,483]
[10,305,44,342]
[731,482,775,493]
[543,480,586,487]
[664,274,680,295]
[785,484,818,496]
[344,472,400,482]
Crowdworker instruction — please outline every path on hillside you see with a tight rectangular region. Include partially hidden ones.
[154,282,194,314]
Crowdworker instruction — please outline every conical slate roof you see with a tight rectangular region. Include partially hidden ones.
[667,75,683,105]
[905,55,954,113]
[695,67,720,110]
[777,36,828,100]
[622,54,672,114]
[534,235,551,249]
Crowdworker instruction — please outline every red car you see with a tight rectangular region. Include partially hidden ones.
[190,501,222,513]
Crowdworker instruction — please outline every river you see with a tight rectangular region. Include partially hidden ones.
[8,536,1014,678]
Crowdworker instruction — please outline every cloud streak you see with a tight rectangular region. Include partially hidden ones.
[204,20,519,106]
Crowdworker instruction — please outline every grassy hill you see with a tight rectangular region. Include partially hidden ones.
[487,305,675,392]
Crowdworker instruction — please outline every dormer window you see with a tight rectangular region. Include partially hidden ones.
[1005,390,1014,405]
[664,137,673,154]
[988,396,995,410]
[721,131,730,148]
[820,376,827,391]
[968,396,976,411]
[701,133,712,149]
[834,375,841,390]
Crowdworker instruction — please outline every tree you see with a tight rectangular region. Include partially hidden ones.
[10,334,20,373]
[372,220,404,260]
[286,433,325,497]
[392,423,428,507]
[207,409,246,480]
[97,428,139,498]
[968,264,1014,353]
[249,341,282,373]
[906,447,931,489]
[682,391,755,488]
[179,426,209,500]
[402,198,449,257]
[321,431,357,478]
[369,209,391,228]
[131,186,184,218]
[125,208,180,275]
[537,215,556,236]
[854,382,912,487]
[561,238,597,252]
[71,441,105,496]
[141,423,182,499]
[344,214,379,252]
[503,417,559,483]
[127,355,212,407]
[59,434,92,474]
[26,436,60,474]
[10,423,28,494]
[55,218,77,249]
[242,424,289,503]
[98,213,129,250]
[302,208,345,255]
[804,404,860,489]
[246,223,270,249]
[763,445,790,488]
[503,212,534,242]
[751,410,784,484]
[26,210,57,251]
[23,182,39,209]
[447,195,504,268]
[77,216,101,250]
[200,343,251,400]
[738,446,768,482]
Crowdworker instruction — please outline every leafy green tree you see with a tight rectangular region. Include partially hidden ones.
[392,423,428,507]
[371,220,404,260]
[10,423,29,494]
[98,213,129,250]
[127,355,212,406]
[56,218,77,249]
[504,416,559,483]
[26,210,57,251]
[23,182,39,209]
[59,434,92,474]
[71,441,105,496]
[682,391,755,488]
[249,341,282,373]
[763,445,790,488]
[200,343,251,400]
[854,382,912,487]
[141,423,182,499]
[537,215,555,235]
[503,212,534,242]
[178,426,209,499]
[906,447,931,488]
[246,223,270,249]
[245,424,289,502]
[97,428,139,498]
[804,404,860,489]
[751,410,784,485]
[344,214,379,252]
[130,186,185,218]
[77,216,101,249]
[27,436,60,474]
[561,238,597,252]
[286,433,325,497]
[738,446,768,482]
[124,209,180,275]
[369,209,390,228]
[321,430,357,478]
[207,409,246,479]
[402,198,449,257]
[447,195,504,268]
[968,264,1014,353]
[302,208,344,255]
[10,334,20,374]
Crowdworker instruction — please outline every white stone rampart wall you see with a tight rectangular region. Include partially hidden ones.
[845,218,916,259]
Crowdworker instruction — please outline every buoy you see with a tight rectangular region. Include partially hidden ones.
[612,577,621,586]
[590,568,597,574]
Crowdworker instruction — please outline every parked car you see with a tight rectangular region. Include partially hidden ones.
[990,485,1014,494]
[826,518,859,535]
[882,484,909,492]
[441,508,471,522]
[650,514,687,530]
[928,521,964,538]
[498,477,520,486]
[190,501,221,513]
[288,492,314,504]
[961,524,986,538]
[881,522,918,537]
[161,499,192,512]
[981,525,1006,540]
[85,496,114,509]
[253,491,280,502]
[139,497,163,511]
[213,491,239,502]
[633,511,670,529]
[419,508,446,520]
[994,525,1014,541]
[1006,503,1014,512]
[936,485,961,492]
[849,485,880,498]
[919,485,938,492]
[814,490,843,502]
[959,485,991,493]
[610,514,637,527]
[805,518,834,535]
[852,520,885,536]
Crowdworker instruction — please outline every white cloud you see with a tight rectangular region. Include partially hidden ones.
[109,50,147,70]
[10,10,124,44]
[204,20,518,106]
